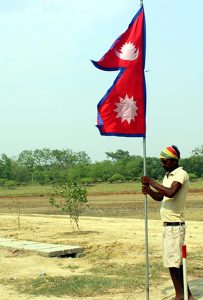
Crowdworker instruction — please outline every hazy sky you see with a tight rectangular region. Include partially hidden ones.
[0,0,202,161]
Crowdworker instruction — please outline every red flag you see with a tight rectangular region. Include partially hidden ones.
[92,6,146,137]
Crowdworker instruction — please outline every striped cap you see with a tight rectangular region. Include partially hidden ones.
[160,146,180,160]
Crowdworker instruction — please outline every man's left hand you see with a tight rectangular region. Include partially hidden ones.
[141,176,151,185]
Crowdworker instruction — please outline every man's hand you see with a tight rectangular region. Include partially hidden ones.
[141,176,151,195]
[141,176,164,201]
[142,184,151,195]
[141,176,151,185]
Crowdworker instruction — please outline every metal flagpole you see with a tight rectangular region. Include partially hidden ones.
[140,0,149,298]
[143,136,150,300]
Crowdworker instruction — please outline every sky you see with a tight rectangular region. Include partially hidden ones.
[0,0,202,162]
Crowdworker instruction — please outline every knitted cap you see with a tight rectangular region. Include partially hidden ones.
[160,146,180,160]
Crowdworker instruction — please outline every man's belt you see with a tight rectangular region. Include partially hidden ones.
[163,222,185,226]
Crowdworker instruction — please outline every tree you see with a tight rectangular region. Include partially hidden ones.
[146,157,164,179]
[11,161,30,184]
[88,161,115,182]
[51,149,77,169]
[0,154,13,180]
[182,146,203,178]
[105,149,131,162]
[17,150,35,183]
[108,173,124,183]
[33,148,53,167]
[125,156,143,180]
[49,181,87,231]
[0,146,202,185]
[75,151,91,165]
[191,145,203,156]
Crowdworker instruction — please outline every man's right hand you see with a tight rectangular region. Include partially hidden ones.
[142,184,151,195]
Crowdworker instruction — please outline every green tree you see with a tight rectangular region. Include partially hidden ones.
[11,161,30,184]
[191,145,203,156]
[181,146,203,178]
[88,161,115,182]
[76,151,91,165]
[51,149,77,169]
[0,154,13,180]
[146,157,164,179]
[108,173,124,183]
[33,148,53,167]
[105,149,131,162]
[17,150,35,183]
[49,181,87,231]
[125,156,143,180]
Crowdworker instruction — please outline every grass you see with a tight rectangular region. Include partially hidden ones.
[0,181,202,298]
[0,182,203,220]
[2,257,200,298]
[62,264,80,270]
[0,179,202,197]
[187,252,203,277]
[0,261,166,297]
[11,276,123,297]
[187,178,203,189]
[89,261,165,283]
[0,184,52,197]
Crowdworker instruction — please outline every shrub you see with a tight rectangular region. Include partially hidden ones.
[108,174,124,183]
[80,177,93,186]
[4,180,16,188]
[49,181,87,231]
[188,173,198,181]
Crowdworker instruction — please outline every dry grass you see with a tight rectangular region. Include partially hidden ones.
[0,182,202,298]
[0,189,202,221]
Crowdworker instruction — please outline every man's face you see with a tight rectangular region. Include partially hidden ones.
[160,158,177,172]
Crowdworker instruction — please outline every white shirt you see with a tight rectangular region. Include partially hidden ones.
[160,167,189,222]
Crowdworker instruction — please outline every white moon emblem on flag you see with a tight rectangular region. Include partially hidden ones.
[114,42,139,61]
[114,95,138,124]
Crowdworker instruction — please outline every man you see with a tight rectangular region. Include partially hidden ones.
[141,145,194,300]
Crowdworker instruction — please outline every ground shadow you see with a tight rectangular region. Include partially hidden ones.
[161,284,174,299]
[63,230,102,236]
[189,278,203,299]
[161,278,203,300]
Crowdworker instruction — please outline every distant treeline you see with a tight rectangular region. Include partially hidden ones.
[0,146,202,187]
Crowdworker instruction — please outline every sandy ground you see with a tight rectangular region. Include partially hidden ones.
[0,214,202,300]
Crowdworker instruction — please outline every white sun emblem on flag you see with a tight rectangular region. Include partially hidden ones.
[114,95,138,124]
[114,42,139,61]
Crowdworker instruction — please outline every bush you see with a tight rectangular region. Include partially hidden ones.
[49,181,87,231]
[80,177,94,186]
[108,174,125,183]
[0,178,6,186]
[4,180,16,188]
[188,173,198,181]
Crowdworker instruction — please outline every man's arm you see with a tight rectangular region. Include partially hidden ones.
[142,184,163,201]
[141,176,182,198]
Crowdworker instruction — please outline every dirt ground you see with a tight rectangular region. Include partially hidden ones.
[0,214,203,300]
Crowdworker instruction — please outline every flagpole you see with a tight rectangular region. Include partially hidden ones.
[143,136,150,300]
[140,1,149,298]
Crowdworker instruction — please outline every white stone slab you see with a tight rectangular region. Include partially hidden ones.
[0,237,84,257]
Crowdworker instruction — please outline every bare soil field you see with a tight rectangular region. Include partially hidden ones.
[0,213,203,300]
[0,190,203,220]
[0,189,203,299]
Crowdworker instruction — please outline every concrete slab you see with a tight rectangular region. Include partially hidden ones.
[38,245,84,257]
[0,237,84,257]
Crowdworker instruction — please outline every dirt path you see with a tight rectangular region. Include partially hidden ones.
[0,214,202,299]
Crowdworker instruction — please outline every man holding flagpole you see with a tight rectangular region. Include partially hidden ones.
[141,145,194,300]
